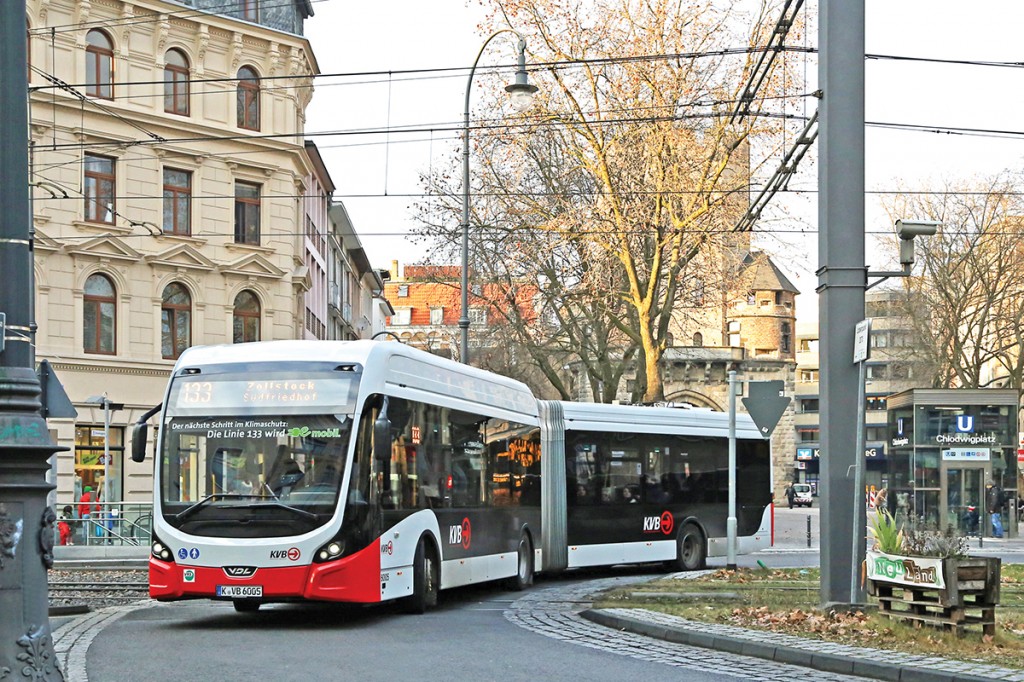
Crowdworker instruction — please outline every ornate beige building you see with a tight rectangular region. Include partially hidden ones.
[25,0,325,508]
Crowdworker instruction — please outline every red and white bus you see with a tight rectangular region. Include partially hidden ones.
[132,340,772,613]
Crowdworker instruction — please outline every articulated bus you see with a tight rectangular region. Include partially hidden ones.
[132,340,772,613]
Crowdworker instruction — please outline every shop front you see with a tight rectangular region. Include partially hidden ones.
[886,389,1019,537]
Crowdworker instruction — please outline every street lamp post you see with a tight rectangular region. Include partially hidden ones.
[0,1,64,676]
[459,32,538,364]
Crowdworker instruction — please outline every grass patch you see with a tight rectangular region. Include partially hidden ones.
[593,565,1024,669]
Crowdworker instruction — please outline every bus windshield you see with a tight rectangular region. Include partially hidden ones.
[158,367,358,538]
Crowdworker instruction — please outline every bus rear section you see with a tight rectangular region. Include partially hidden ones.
[539,401,773,573]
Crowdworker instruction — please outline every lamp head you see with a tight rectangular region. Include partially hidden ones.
[505,79,538,112]
[505,36,538,112]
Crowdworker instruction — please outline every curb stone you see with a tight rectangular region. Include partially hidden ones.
[581,607,1024,682]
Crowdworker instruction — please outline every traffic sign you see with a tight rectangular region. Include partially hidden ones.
[742,380,790,438]
[854,319,871,364]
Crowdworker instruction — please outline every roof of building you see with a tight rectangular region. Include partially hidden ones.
[742,252,800,294]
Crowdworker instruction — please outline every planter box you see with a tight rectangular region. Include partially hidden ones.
[866,552,1001,637]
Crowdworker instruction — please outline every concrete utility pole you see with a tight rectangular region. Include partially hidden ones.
[817,0,867,608]
[0,2,65,678]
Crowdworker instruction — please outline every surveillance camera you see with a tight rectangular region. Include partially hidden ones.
[895,219,941,239]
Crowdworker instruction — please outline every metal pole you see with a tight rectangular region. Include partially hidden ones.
[818,0,866,609]
[727,370,737,570]
[103,398,110,505]
[0,1,64,676]
[850,360,867,604]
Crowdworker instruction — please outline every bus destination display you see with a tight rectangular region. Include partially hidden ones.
[170,377,354,413]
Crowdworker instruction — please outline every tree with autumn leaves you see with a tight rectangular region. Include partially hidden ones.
[416,0,799,402]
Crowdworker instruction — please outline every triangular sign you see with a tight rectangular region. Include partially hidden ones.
[741,380,790,438]
[37,359,78,419]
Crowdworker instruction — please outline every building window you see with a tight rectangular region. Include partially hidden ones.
[775,291,783,305]
[397,285,409,297]
[799,369,819,382]
[161,283,191,359]
[865,364,888,380]
[799,398,819,414]
[164,48,190,115]
[233,290,261,343]
[84,154,115,224]
[85,29,113,99]
[391,308,411,326]
[237,66,260,130]
[234,181,261,244]
[74,425,124,503]
[692,332,703,347]
[727,320,740,347]
[162,168,191,235]
[469,307,487,325]
[242,0,259,21]
[798,428,820,443]
[746,291,755,305]
[83,273,116,354]
[781,322,791,353]
[430,307,444,325]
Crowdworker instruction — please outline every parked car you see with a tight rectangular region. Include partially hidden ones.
[790,483,813,507]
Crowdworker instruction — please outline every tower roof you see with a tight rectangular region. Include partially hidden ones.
[742,252,800,294]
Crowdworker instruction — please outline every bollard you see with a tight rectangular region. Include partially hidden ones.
[807,515,812,548]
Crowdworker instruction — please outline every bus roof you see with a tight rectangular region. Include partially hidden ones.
[173,340,539,418]
[555,400,763,439]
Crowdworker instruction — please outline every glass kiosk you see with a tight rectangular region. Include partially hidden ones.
[886,388,1019,537]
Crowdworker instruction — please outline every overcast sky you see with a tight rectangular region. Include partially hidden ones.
[303,1,1024,319]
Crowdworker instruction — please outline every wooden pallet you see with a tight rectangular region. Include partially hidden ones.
[867,557,1001,637]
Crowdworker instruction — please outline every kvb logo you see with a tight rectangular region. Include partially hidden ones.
[644,511,675,535]
[449,518,472,549]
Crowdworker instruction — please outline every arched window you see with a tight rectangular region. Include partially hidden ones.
[84,273,116,354]
[692,332,703,347]
[161,283,191,359]
[164,48,189,115]
[237,66,260,130]
[232,290,261,343]
[85,29,114,99]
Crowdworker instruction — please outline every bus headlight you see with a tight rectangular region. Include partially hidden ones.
[313,538,345,563]
[151,537,174,562]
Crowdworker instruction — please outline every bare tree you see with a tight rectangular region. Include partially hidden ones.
[883,174,1024,389]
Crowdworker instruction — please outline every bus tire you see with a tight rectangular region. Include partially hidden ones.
[404,538,438,614]
[675,523,706,571]
[233,599,261,613]
[505,533,534,591]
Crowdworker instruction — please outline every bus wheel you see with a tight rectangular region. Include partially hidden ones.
[506,533,534,591]
[404,538,438,614]
[676,523,706,571]
[233,599,261,613]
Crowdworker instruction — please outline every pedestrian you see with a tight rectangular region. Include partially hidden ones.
[785,484,795,509]
[986,479,1004,538]
[78,486,99,542]
[58,505,74,546]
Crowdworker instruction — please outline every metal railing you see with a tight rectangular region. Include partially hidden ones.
[55,501,153,547]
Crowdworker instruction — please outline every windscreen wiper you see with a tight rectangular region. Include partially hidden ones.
[175,493,263,522]
[250,500,319,521]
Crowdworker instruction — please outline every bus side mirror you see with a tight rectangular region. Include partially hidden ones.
[131,422,148,462]
[131,403,163,463]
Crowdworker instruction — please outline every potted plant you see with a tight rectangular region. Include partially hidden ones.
[865,503,1000,636]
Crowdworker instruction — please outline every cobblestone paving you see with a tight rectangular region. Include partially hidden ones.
[504,576,873,681]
